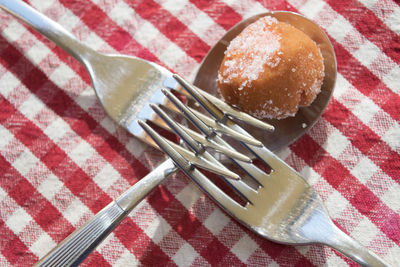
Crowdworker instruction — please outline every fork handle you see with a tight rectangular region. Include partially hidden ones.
[326,224,390,267]
[35,159,177,267]
[0,0,95,64]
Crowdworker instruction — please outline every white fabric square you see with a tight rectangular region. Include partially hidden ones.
[0,125,14,151]
[109,1,135,27]
[18,94,45,121]
[44,118,69,143]
[204,209,230,235]
[323,129,350,158]
[353,41,381,67]
[175,183,202,210]
[114,250,139,266]
[381,183,400,212]
[30,233,56,258]
[100,117,118,135]
[326,16,352,42]
[351,157,379,184]
[30,0,54,11]
[352,97,380,125]
[125,137,147,159]
[84,32,108,51]
[275,146,291,161]
[49,63,76,88]
[158,43,187,69]
[298,0,326,19]
[93,163,120,191]
[158,0,187,15]
[351,218,378,245]
[300,167,322,186]
[324,190,348,219]
[12,149,39,177]
[57,10,81,32]
[267,260,280,267]
[385,8,400,34]
[188,12,218,44]
[382,65,400,95]
[221,0,243,12]
[74,86,97,113]
[37,173,64,201]
[358,0,379,9]
[172,243,198,267]
[0,71,21,97]
[63,198,90,225]
[325,253,348,266]
[333,74,352,99]
[3,20,26,42]
[69,140,96,166]
[25,43,51,65]
[133,21,160,47]
[244,3,267,18]
[382,123,400,152]
[6,208,32,235]
[144,217,172,244]
[231,234,259,263]
[0,187,7,203]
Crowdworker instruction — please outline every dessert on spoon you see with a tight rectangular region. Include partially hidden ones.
[217,16,325,120]
[194,11,337,152]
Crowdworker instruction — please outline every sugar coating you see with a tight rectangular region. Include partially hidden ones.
[217,16,325,120]
[218,16,281,90]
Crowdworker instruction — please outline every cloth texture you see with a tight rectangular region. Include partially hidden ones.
[0,0,399,266]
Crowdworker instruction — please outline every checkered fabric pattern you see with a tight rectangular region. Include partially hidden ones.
[0,0,398,266]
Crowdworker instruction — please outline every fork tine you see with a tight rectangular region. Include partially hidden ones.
[240,141,292,177]
[150,104,252,163]
[187,108,262,147]
[161,88,262,147]
[138,120,247,214]
[148,105,259,203]
[150,104,204,155]
[139,116,260,203]
[173,74,274,132]
[172,122,252,162]
[161,94,263,146]
[164,102,262,147]
[138,120,239,180]
[163,88,273,186]
[159,89,268,202]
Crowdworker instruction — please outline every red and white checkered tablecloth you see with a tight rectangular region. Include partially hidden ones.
[0,0,399,266]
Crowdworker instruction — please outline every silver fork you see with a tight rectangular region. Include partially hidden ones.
[33,78,270,266]
[0,1,275,266]
[0,1,389,267]
[140,76,391,267]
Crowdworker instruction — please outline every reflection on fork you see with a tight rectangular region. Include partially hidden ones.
[33,74,275,266]
[140,75,390,267]
[34,74,389,266]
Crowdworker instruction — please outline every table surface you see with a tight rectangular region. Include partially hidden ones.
[0,0,399,266]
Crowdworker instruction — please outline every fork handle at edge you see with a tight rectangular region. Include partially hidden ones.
[0,0,95,64]
[35,159,177,267]
[326,224,391,267]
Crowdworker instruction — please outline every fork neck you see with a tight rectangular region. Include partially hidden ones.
[0,0,96,65]
[319,222,390,266]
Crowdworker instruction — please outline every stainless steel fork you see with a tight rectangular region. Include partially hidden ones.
[0,1,390,266]
[140,76,391,267]
[32,76,273,266]
[0,1,276,266]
